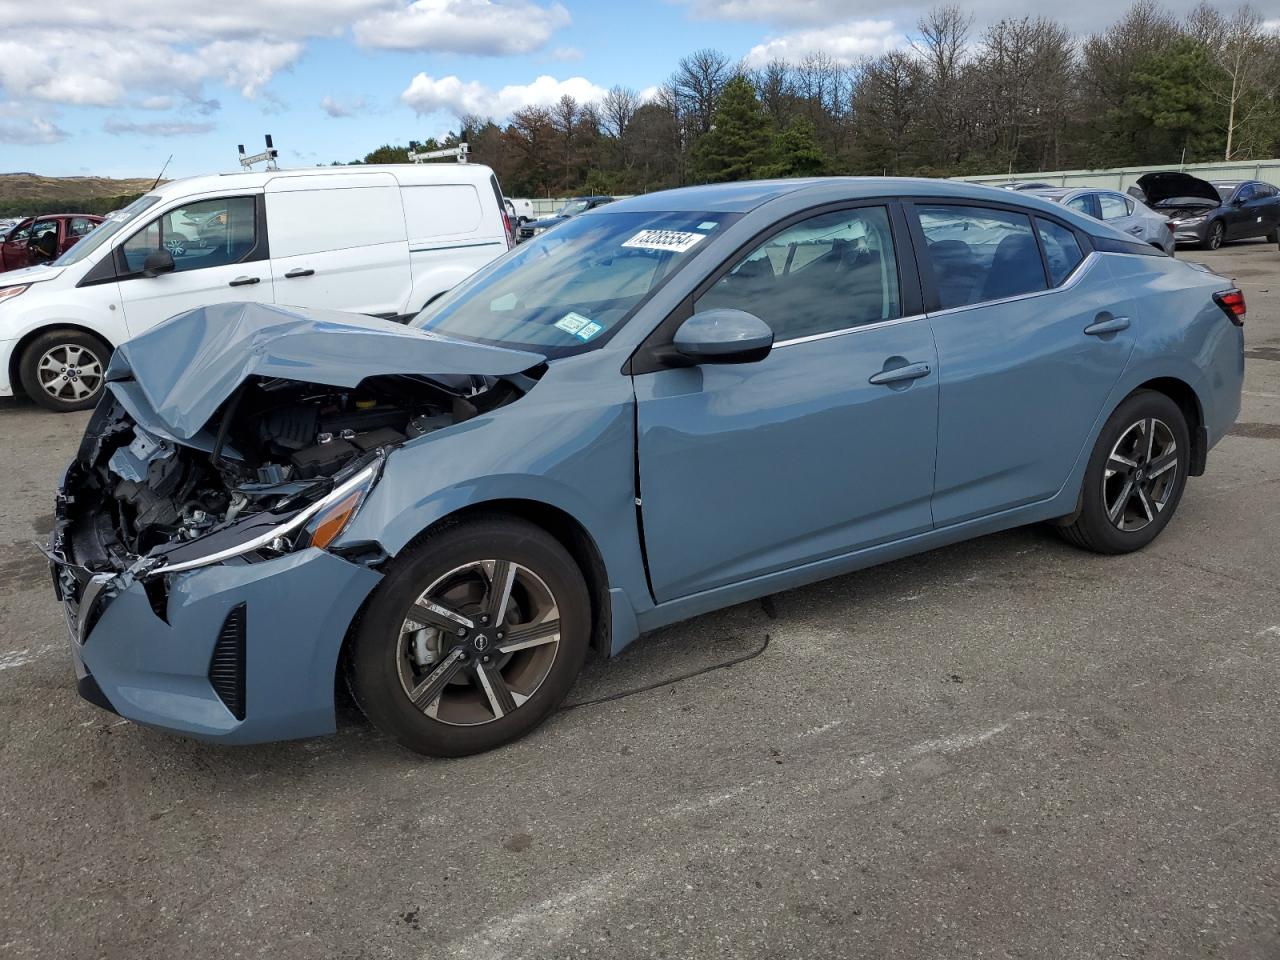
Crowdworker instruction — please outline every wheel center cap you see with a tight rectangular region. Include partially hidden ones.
[472,634,490,651]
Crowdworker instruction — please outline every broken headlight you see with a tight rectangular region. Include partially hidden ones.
[144,456,382,578]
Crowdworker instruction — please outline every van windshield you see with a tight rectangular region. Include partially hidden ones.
[55,194,162,266]
[409,209,737,357]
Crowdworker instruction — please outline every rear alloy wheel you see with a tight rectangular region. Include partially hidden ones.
[348,517,589,756]
[18,329,110,412]
[1057,390,1189,554]
[1203,220,1225,250]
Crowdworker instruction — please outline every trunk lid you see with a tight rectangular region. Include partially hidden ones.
[106,301,546,440]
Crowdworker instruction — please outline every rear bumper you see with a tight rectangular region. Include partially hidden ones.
[57,547,381,744]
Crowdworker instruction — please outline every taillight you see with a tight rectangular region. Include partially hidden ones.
[500,208,514,250]
[1212,288,1245,326]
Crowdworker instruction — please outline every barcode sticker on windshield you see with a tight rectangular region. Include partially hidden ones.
[555,311,591,334]
[622,230,706,253]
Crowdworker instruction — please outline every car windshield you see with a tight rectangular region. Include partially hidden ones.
[410,209,737,356]
[556,200,591,216]
[1212,183,1238,201]
[54,194,162,266]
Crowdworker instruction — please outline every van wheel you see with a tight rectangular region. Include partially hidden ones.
[1057,390,1189,555]
[346,516,590,757]
[18,329,110,412]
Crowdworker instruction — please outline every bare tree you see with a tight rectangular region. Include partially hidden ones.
[913,5,975,169]
[1188,3,1280,159]
[670,48,734,136]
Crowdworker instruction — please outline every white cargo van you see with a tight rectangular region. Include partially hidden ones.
[0,163,514,411]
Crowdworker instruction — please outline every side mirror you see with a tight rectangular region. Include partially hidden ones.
[673,308,774,365]
[142,249,176,277]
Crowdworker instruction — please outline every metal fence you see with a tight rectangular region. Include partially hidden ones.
[957,159,1280,192]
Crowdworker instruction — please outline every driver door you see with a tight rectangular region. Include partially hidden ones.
[116,195,274,335]
[634,204,939,602]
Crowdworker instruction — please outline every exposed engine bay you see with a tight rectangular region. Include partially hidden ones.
[58,372,528,573]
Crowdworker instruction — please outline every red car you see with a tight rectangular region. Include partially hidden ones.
[0,214,104,272]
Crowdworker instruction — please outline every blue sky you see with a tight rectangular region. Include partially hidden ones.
[0,0,1238,180]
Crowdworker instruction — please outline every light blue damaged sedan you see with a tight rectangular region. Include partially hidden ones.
[46,178,1245,756]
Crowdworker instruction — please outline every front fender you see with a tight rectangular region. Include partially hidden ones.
[335,355,653,642]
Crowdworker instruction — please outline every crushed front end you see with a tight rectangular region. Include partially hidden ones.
[45,370,523,743]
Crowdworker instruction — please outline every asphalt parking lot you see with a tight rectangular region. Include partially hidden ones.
[2,241,1278,960]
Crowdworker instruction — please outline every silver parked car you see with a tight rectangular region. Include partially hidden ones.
[1028,188,1175,256]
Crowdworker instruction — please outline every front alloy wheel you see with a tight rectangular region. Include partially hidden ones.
[36,342,104,405]
[348,517,589,756]
[396,560,562,725]
[1205,220,1225,250]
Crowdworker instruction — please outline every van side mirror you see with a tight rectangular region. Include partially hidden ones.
[142,249,176,277]
[673,309,774,365]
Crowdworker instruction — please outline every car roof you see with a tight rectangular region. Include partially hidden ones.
[607,177,1106,215]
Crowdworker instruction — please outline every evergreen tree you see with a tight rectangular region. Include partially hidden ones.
[692,76,772,182]
[760,116,828,178]
[1126,38,1222,161]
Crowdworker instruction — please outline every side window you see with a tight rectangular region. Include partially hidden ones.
[1035,219,1084,286]
[695,206,901,341]
[1236,184,1256,202]
[32,219,59,239]
[121,197,257,275]
[68,217,97,237]
[8,221,33,242]
[1099,194,1129,220]
[1065,195,1092,217]
[915,205,1046,310]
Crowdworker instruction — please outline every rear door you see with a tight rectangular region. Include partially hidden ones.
[635,203,939,601]
[116,194,274,335]
[63,217,99,256]
[909,202,1137,526]
[1099,192,1144,240]
[265,172,411,317]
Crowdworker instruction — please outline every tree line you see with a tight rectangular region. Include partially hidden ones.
[350,0,1280,197]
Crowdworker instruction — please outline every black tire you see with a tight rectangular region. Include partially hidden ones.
[18,328,111,412]
[1266,227,1278,244]
[1201,220,1225,250]
[1057,390,1190,555]
[347,516,590,757]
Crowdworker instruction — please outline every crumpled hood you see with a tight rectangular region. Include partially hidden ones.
[1135,172,1221,207]
[0,262,65,286]
[106,301,546,440]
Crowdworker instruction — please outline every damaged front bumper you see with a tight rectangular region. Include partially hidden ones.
[47,533,381,744]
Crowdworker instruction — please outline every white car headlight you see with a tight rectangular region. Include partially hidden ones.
[1177,216,1206,226]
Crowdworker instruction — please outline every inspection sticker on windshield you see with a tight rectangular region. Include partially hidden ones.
[555,311,592,335]
[622,229,706,253]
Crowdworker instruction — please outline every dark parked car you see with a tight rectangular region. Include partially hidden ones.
[518,196,614,241]
[47,179,1244,756]
[0,214,103,272]
[1132,173,1280,250]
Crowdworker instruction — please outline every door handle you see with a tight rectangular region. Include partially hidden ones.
[869,361,931,385]
[285,268,315,279]
[228,276,260,287]
[1084,314,1130,336]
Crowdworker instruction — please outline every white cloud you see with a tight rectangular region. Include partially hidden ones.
[743,19,904,67]
[0,31,301,106]
[681,0,844,26]
[353,0,570,54]
[104,118,217,137]
[320,95,370,118]
[1263,18,1280,34]
[401,73,607,118]
[0,115,67,145]
[139,96,175,111]
[549,46,584,62]
[0,2,572,111]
